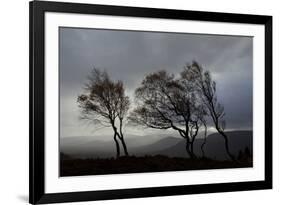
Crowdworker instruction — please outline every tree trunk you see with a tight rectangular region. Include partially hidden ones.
[116,132,129,156]
[217,128,236,161]
[110,120,121,158]
[185,139,195,159]
[118,119,129,156]
[201,144,205,158]
[113,133,120,158]
[120,137,129,156]
[201,123,207,158]
[190,127,199,159]
[190,142,197,159]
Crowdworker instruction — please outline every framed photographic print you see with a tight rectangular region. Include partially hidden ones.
[29,0,272,204]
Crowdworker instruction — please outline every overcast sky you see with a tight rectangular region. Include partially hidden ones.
[59,27,253,140]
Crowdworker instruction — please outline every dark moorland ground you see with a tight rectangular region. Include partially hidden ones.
[60,154,252,177]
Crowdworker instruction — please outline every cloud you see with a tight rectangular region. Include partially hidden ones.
[59,27,253,137]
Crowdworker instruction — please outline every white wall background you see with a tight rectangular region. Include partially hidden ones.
[0,0,279,204]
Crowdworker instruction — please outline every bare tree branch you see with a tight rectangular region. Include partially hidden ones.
[78,68,130,157]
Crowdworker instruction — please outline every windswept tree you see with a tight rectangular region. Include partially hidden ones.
[181,61,235,161]
[178,68,208,157]
[200,119,208,158]
[77,68,130,157]
[116,94,130,156]
[129,71,206,158]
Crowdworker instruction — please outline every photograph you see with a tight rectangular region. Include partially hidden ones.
[59,27,253,177]
[29,1,272,204]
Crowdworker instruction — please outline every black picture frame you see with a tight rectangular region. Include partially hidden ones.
[29,1,272,204]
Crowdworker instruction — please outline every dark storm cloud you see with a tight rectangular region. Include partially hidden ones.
[59,27,252,137]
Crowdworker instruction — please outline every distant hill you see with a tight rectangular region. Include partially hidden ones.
[132,136,182,155]
[60,134,179,158]
[61,130,252,160]
[156,130,252,160]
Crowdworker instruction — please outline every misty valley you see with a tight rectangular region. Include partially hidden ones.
[60,131,252,176]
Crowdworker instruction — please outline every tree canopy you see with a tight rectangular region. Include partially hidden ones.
[77,68,130,157]
[129,70,207,158]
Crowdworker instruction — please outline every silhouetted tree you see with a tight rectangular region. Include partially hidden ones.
[181,61,235,161]
[77,68,130,157]
[179,67,208,158]
[237,147,252,162]
[116,94,130,156]
[129,71,206,158]
[200,118,208,158]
